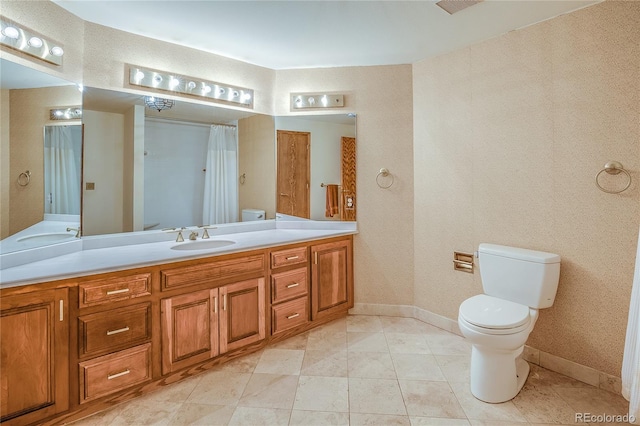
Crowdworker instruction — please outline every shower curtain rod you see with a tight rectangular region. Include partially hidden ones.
[146,116,237,128]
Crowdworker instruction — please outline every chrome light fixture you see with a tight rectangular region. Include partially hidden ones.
[50,106,82,120]
[0,16,65,65]
[291,93,344,110]
[129,66,254,108]
[144,96,174,112]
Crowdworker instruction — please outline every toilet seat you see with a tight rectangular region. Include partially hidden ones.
[459,294,532,335]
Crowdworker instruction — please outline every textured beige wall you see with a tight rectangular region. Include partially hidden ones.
[413,1,640,376]
[9,86,82,235]
[1,89,9,238]
[276,66,415,306]
[238,114,276,220]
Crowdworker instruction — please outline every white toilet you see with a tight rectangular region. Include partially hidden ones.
[241,209,265,222]
[458,243,561,403]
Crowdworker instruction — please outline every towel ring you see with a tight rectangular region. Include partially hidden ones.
[376,168,394,189]
[595,161,631,194]
[17,170,31,187]
[239,173,246,185]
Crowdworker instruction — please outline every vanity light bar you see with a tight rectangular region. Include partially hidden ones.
[0,16,64,66]
[129,66,254,108]
[50,106,82,120]
[291,93,344,110]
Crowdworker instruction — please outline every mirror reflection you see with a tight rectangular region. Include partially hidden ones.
[0,58,83,254]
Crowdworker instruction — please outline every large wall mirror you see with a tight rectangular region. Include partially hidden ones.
[1,58,83,254]
[81,87,356,238]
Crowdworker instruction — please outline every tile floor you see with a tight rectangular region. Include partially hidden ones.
[71,315,631,425]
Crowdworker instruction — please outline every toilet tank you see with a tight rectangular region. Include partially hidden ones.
[242,209,265,221]
[478,243,561,309]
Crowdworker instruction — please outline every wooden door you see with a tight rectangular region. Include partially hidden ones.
[340,137,356,221]
[161,288,219,374]
[0,288,69,425]
[311,239,352,320]
[219,278,266,353]
[277,130,310,218]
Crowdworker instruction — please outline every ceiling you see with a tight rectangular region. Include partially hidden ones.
[52,0,601,70]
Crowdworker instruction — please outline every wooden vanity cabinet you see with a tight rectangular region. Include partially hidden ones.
[269,246,310,335]
[310,238,353,320]
[0,288,69,426]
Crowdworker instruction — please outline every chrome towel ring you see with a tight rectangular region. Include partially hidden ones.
[376,168,394,189]
[595,161,632,194]
[17,170,31,187]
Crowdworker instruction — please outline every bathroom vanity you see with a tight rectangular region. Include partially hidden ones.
[0,226,354,425]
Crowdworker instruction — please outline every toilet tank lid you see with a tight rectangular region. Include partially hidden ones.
[242,209,265,213]
[479,243,560,264]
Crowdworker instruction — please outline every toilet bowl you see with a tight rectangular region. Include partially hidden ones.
[458,244,560,403]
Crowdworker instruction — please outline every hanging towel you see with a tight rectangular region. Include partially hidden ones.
[325,184,339,217]
[622,225,640,424]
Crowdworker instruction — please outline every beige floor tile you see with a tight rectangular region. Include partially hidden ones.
[380,316,436,334]
[425,334,472,356]
[399,380,466,419]
[186,371,251,406]
[142,376,201,403]
[553,386,631,416]
[348,331,390,352]
[348,351,397,379]
[166,403,235,425]
[350,412,412,425]
[410,417,471,425]
[238,373,299,409]
[349,377,408,416]
[448,382,527,423]
[293,375,349,412]
[290,410,350,425]
[392,353,446,381]
[254,348,305,375]
[68,405,124,425]
[269,332,309,350]
[527,364,593,389]
[307,330,348,352]
[435,355,471,383]
[312,317,348,334]
[301,349,348,377]
[227,406,291,425]
[386,332,432,354]
[215,349,263,373]
[511,382,577,424]
[108,399,182,425]
[347,314,384,332]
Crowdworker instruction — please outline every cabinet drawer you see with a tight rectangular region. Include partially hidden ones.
[271,267,307,303]
[78,303,151,358]
[272,297,309,335]
[79,343,151,404]
[270,247,308,269]
[79,273,151,308]
[161,254,265,290]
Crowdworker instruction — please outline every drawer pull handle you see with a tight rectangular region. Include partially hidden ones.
[286,283,300,288]
[286,255,299,260]
[106,288,130,295]
[107,369,130,380]
[106,326,130,336]
[286,313,300,319]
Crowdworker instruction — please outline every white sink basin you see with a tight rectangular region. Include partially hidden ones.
[17,233,75,243]
[170,239,235,251]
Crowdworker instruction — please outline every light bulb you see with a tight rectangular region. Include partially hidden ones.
[242,92,252,101]
[28,36,43,48]
[135,71,145,81]
[321,95,328,107]
[153,75,162,85]
[2,26,19,39]
[50,46,64,56]
[202,85,212,94]
[308,97,315,105]
[54,110,63,117]
[187,81,196,90]
[169,77,180,88]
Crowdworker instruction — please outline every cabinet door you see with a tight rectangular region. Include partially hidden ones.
[311,239,352,320]
[219,278,266,353]
[161,288,219,374]
[0,288,69,425]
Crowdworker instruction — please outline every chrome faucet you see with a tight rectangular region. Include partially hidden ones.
[66,227,81,238]
[189,231,198,240]
[163,227,186,242]
[198,225,217,239]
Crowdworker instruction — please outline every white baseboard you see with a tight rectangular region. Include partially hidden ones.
[349,302,622,395]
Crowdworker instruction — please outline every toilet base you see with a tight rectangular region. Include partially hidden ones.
[469,345,530,403]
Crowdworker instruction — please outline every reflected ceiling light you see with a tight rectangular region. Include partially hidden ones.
[291,93,345,110]
[128,65,254,108]
[144,95,174,112]
[50,106,82,120]
[0,16,64,65]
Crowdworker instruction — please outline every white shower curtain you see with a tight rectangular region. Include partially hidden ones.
[202,124,238,225]
[44,126,81,215]
[622,225,640,424]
